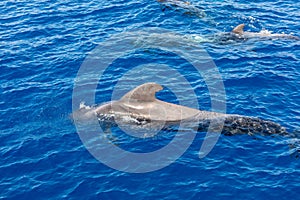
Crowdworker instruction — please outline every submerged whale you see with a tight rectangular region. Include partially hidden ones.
[191,24,300,44]
[157,0,206,18]
[73,82,287,136]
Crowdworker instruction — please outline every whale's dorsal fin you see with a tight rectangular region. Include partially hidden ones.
[232,24,245,34]
[121,82,163,102]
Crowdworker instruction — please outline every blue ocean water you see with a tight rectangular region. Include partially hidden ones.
[1,0,300,199]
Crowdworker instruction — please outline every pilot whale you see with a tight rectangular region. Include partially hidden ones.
[73,82,287,136]
[230,24,300,40]
[157,0,206,18]
[191,24,299,44]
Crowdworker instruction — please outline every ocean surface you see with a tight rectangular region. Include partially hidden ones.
[1,0,300,199]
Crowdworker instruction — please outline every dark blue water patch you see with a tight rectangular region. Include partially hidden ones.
[105,126,179,153]
[95,48,208,104]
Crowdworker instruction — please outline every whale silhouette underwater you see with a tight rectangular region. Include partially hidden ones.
[73,82,289,137]
[157,0,206,18]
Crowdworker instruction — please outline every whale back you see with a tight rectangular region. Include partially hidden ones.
[116,82,200,122]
